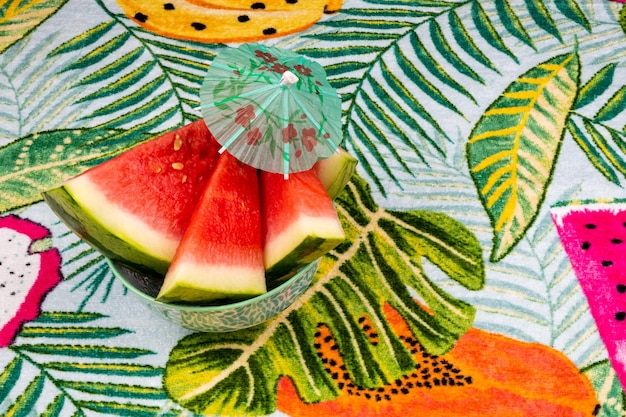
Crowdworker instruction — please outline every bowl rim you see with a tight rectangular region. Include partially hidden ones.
[106,258,317,312]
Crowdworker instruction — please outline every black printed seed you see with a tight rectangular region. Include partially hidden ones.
[263,27,277,35]
[286,0,298,3]
[593,404,602,416]
[191,22,206,30]
[617,284,626,293]
[585,223,597,229]
[238,15,250,22]
[602,260,614,267]
[163,3,175,10]
[612,238,624,244]
[616,312,626,321]
[251,2,266,8]
[134,12,148,22]
[582,241,591,250]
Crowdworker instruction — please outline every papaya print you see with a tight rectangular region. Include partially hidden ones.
[0,0,624,416]
[0,215,62,347]
[276,303,600,417]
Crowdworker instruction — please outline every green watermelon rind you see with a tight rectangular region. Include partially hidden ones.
[265,234,343,284]
[314,147,358,200]
[43,186,170,276]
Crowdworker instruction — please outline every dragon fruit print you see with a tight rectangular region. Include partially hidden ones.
[0,215,62,347]
[551,199,626,389]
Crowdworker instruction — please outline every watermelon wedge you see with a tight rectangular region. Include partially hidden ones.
[42,120,221,276]
[260,169,345,284]
[314,147,358,199]
[551,199,626,389]
[157,151,266,304]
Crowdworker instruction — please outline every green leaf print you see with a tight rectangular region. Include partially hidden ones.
[164,175,485,416]
[0,0,68,54]
[582,360,626,417]
[2,312,167,416]
[575,63,618,110]
[467,50,580,262]
[0,128,148,212]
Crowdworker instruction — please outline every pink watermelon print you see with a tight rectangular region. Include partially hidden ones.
[0,215,62,347]
[551,200,626,389]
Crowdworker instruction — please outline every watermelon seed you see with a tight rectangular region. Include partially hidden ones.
[612,238,623,244]
[153,166,162,173]
[172,162,184,170]
[174,136,183,151]
[582,242,591,250]
[615,312,626,321]
[602,260,614,267]
[585,224,597,229]
[181,175,187,183]
[617,284,626,293]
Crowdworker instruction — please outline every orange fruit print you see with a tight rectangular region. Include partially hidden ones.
[277,303,600,417]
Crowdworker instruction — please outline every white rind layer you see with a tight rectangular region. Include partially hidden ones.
[159,262,266,302]
[264,214,344,268]
[64,175,179,262]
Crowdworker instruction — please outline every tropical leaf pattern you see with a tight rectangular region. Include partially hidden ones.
[467,51,579,262]
[163,175,483,415]
[0,0,68,54]
[0,0,625,416]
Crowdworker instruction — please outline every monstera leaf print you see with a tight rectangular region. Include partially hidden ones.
[467,51,579,262]
[163,175,485,416]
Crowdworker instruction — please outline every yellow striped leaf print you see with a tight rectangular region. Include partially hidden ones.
[0,0,68,54]
[467,51,580,262]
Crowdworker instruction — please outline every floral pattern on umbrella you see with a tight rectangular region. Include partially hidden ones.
[199,43,342,177]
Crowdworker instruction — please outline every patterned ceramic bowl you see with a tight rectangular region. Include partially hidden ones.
[107,259,319,332]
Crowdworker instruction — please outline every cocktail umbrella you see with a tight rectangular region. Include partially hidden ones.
[199,43,342,178]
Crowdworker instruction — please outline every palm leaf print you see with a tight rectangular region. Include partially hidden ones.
[163,175,485,416]
[48,7,221,132]
[568,63,626,186]
[1,312,173,416]
[0,27,94,145]
[0,0,68,54]
[467,50,579,262]
[301,0,589,197]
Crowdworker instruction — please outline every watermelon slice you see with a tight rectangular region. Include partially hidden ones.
[551,199,626,389]
[314,147,358,199]
[43,120,221,276]
[260,169,345,284]
[157,151,266,303]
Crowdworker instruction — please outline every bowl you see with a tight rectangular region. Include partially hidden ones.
[106,259,319,332]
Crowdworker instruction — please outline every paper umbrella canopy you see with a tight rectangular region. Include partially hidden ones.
[199,43,342,177]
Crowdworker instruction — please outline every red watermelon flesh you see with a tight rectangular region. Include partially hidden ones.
[551,200,626,389]
[43,120,221,275]
[157,151,266,303]
[260,169,345,284]
[81,120,221,238]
